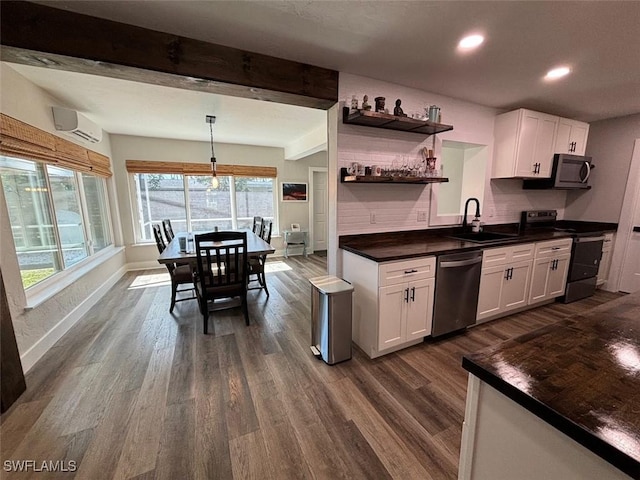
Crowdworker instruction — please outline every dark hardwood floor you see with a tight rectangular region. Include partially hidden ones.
[0,254,623,479]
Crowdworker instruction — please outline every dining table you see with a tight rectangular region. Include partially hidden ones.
[157,230,275,266]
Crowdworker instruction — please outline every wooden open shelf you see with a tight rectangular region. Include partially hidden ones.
[342,107,454,135]
[340,168,448,184]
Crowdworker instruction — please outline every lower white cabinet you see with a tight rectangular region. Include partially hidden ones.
[343,251,436,358]
[528,239,573,305]
[379,278,434,351]
[597,233,615,286]
[477,243,534,322]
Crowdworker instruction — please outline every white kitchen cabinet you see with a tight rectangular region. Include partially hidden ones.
[597,233,615,286]
[379,278,434,350]
[343,251,436,358]
[528,238,573,304]
[492,109,558,179]
[477,243,534,322]
[554,117,590,155]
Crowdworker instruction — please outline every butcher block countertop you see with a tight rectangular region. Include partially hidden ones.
[339,221,617,263]
[463,291,640,478]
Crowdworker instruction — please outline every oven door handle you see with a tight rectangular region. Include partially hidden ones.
[580,161,591,183]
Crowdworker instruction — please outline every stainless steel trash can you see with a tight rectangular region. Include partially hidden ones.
[309,276,354,365]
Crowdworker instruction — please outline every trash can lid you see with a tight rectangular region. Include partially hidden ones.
[309,275,354,294]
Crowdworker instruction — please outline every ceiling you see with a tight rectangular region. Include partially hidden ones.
[17,1,640,146]
[6,63,327,149]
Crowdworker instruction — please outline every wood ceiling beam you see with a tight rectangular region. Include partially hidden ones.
[0,1,338,110]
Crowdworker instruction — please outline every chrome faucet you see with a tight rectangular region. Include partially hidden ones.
[463,197,481,230]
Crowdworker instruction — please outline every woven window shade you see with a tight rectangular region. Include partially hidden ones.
[126,160,277,178]
[0,114,112,177]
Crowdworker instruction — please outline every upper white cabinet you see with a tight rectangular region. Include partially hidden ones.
[554,118,590,155]
[493,109,559,179]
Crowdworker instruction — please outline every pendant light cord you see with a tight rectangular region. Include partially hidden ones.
[209,121,216,161]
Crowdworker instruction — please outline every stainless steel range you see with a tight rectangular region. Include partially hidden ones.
[520,210,604,303]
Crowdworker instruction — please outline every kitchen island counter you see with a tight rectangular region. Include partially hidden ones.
[461,290,640,479]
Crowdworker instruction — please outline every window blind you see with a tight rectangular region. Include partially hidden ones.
[0,114,112,177]
[125,159,277,178]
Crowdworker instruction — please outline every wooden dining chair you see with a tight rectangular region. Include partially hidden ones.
[194,231,249,334]
[252,216,263,236]
[162,219,174,242]
[248,219,273,297]
[153,224,196,312]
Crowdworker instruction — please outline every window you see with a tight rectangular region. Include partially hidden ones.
[133,173,275,241]
[1,156,113,290]
[47,165,88,267]
[235,177,275,230]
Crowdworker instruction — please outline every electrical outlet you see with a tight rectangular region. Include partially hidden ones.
[488,206,495,218]
[370,212,376,224]
[417,210,427,222]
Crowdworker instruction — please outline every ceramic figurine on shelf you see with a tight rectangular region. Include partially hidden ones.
[394,98,406,117]
[374,96,385,113]
[362,95,371,111]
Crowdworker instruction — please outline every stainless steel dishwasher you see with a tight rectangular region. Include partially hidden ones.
[432,250,483,337]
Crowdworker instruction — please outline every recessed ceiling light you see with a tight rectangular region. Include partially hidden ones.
[545,66,571,80]
[458,34,484,50]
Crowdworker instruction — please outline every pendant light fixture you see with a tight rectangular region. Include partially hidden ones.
[206,115,219,189]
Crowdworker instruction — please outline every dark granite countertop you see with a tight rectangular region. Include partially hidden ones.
[462,291,640,478]
[339,221,617,262]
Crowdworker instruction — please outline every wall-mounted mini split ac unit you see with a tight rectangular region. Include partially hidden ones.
[52,107,103,143]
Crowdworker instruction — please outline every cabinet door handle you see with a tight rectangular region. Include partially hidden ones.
[404,288,409,303]
[510,267,514,279]
[410,287,415,302]
[404,269,418,274]
[505,268,510,280]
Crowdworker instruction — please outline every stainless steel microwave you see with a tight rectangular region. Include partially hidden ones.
[523,154,593,190]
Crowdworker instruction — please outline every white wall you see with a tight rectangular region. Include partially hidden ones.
[0,64,126,368]
[110,134,326,265]
[337,73,569,235]
[565,113,640,222]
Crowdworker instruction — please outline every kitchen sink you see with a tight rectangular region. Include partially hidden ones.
[447,231,520,243]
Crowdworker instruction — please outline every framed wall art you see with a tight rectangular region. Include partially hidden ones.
[281,182,308,202]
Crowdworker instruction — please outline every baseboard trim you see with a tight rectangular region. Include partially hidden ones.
[20,265,127,373]
[127,261,164,271]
